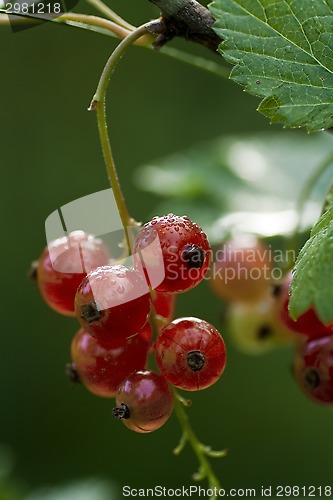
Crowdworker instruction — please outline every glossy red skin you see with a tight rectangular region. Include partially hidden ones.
[37,230,109,316]
[71,329,149,397]
[115,370,174,433]
[75,265,151,343]
[294,335,333,405]
[134,214,211,293]
[155,317,227,391]
[210,238,271,303]
[138,322,153,344]
[278,273,330,339]
[153,292,175,330]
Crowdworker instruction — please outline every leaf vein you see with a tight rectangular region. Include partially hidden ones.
[229,0,333,75]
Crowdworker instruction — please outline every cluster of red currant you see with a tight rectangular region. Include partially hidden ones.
[209,236,333,406]
[33,214,227,433]
[279,273,333,406]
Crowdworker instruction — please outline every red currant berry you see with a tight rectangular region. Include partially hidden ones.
[112,370,173,433]
[155,317,226,391]
[278,273,330,339]
[210,237,271,303]
[37,230,109,316]
[70,329,149,397]
[74,265,151,343]
[134,214,211,293]
[294,335,333,405]
[227,291,293,355]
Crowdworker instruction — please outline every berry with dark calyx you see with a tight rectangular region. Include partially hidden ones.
[81,302,101,323]
[182,244,206,268]
[27,260,39,283]
[277,272,331,340]
[187,351,206,371]
[74,265,151,344]
[37,230,110,316]
[134,214,211,293]
[112,370,173,433]
[294,335,333,405]
[66,362,81,384]
[70,329,149,397]
[227,292,293,355]
[155,317,226,391]
[209,236,271,303]
[112,403,130,419]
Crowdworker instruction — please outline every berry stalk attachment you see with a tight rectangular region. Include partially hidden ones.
[79,16,228,491]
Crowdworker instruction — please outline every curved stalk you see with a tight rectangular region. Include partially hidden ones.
[89,21,161,251]
[0,10,154,43]
[0,11,230,80]
[85,0,135,30]
[58,12,130,37]
[90,20,160,104]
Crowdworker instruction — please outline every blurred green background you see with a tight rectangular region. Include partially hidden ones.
[1,0,333,498]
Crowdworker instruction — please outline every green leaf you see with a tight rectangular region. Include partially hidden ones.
[135,132,333,242]
[289,205,333,324]
[209,0,333,132]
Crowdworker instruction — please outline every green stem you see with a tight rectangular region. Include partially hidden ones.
[0,10,129,35]
[148,297,161,342]
[88,36,225,485]
[85,0,135,30]
[94,103,133,234]
[58,13,130,37]
[0,12,229,80]
[146,300,225,491]
[0,10,157,45]
[89,20,161,250]
[173,390,225,499]
[290,149,333,257]
[91,20,160,104]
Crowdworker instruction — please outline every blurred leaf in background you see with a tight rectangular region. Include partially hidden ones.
[0,445,23,500]
[24,478,118,500]
[0,445,118,500]
[135,132,333,242]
